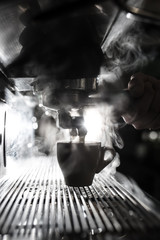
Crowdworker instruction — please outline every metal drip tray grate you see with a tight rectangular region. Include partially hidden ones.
[0,157,160,240]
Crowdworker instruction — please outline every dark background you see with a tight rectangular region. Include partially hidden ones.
[117,124,160,201]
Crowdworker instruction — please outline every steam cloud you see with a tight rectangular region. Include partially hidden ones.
[10,2,160,176]
[96,11,160,174]
[102,16,160,86]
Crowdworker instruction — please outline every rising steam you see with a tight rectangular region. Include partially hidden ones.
[96,13,160,174]
[102,17,160,86]
[11,2,160,176]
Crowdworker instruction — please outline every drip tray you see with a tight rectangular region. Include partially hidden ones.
[0,157,160,240]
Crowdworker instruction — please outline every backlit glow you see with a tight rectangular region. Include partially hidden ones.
[27,142,33,148]
[33,122,38,130]
[6,111,22,139]
[84,108,103,142]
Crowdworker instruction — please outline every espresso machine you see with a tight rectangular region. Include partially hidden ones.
[11,0,107,143]
[12,0,160,142]
[1,1,160,240]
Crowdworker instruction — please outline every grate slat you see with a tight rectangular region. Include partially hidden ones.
[0,157,160,240]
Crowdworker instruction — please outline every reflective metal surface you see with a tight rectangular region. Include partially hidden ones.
[1,157,160,240]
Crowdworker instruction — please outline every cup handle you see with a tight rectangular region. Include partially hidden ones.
[96,147,116,173]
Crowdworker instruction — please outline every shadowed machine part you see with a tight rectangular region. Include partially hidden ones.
[0,158,160,240]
